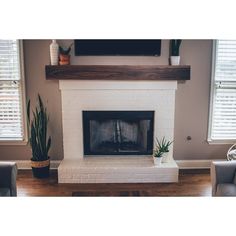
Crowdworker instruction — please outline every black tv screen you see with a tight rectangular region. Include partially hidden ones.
[74,40,161,56]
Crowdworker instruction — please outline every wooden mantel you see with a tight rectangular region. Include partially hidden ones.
[45,65,190,81]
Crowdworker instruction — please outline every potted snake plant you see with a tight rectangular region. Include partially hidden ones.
[27,95,51,178]
[170,40,182,65]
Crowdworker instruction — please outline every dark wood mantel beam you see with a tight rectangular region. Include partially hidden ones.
[45,65,190,81]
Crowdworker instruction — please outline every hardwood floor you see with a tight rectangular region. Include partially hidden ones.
[17,169,212,196]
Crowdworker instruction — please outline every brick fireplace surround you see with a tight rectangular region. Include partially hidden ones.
[58,80,179,183]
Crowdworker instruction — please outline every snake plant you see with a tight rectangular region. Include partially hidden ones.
[170,40,182,56]
[27,95,51,161]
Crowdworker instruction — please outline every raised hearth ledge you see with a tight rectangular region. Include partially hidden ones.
[58,157,179,183]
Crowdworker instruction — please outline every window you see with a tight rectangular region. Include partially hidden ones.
[208,40,236,143]
[0,40,27,144]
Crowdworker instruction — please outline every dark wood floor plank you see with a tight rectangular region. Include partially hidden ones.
[16,169,211,197]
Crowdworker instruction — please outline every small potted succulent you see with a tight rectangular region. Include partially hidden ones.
[153,145,164,166]
[59,43,73,65]
[155,137,173,163]
[170,40,182,65]
[27,95,51,178]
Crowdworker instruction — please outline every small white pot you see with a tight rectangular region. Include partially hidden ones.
[170,56,180,65]
[153,156,163,166]
[162,152,170,163]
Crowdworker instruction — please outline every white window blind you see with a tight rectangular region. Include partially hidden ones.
[210,40,236,141]
[0,40,24,141]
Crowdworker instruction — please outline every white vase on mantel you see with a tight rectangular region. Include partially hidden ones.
[50,40,59,65]
[170,56,180,65]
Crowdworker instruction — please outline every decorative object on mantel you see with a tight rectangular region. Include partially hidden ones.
[153,137,173,165]
[170,40,182,66]
[45,65,191,81]
[27,95,51,178]
[227,143,236,160]
[59,43,73,65]
[49,40,59,65]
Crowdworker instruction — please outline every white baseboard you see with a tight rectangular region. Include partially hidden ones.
[12,159,225,170]
[14,160,61,170]
[176,159,225,169]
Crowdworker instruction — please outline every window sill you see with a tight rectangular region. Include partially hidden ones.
[0,140,28,146]
[207,138,236,145]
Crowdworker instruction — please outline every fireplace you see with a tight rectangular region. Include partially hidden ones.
[58,80,179,183]
[83,111,154,155]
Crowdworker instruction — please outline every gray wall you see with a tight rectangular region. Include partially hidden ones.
[0,40,230,161]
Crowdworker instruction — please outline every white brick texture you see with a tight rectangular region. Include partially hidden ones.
[58,80,179,183]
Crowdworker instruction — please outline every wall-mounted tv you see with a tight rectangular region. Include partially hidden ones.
[74,39,161,56]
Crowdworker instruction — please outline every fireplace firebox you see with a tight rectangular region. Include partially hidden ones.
[83,111,154,155]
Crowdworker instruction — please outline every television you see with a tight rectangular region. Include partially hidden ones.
[74,39,161,56]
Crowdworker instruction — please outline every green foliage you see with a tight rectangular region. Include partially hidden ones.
[156,137,173,152]
[59,43,73,55]
[27,95,51,161]
[153,148,163,158]
[153,137,173,158]
[170,40,182,56]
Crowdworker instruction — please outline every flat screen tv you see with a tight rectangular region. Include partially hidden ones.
[74,39,161,56]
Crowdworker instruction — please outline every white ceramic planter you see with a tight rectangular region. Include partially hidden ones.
[153,156,163,166]
[170,56,180,65]
[162,152,170,163]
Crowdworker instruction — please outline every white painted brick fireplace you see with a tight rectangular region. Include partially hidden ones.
[58,80,179,183]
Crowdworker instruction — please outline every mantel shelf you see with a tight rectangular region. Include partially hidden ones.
[45,65,191,81]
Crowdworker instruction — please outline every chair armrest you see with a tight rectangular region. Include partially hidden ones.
[0,162,18,196]
[211,161,236,196]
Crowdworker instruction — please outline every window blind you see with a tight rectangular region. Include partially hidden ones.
[0,40,23,140]
[211,40,236,140]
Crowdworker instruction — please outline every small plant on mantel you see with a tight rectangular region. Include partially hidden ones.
[170,39,182,65]
[59,43,73,65]
[27,94,51,178]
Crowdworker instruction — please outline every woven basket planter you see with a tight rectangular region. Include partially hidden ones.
[31,158,50,178]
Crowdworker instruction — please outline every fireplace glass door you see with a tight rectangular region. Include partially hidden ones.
[83,111,154,155]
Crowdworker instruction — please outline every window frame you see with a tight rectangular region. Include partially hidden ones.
[208,40,236,144]
[0,40,28,145]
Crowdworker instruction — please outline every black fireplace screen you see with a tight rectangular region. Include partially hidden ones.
[83,111,154,155]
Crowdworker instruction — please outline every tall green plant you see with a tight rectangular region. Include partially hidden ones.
[170,40,182,56]
[27,95,51,161]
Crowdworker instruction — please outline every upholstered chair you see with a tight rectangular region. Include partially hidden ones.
[0,162,18,196]
[211,161,236,196]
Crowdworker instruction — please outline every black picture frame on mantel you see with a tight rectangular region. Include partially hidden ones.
[74,39,161,56]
